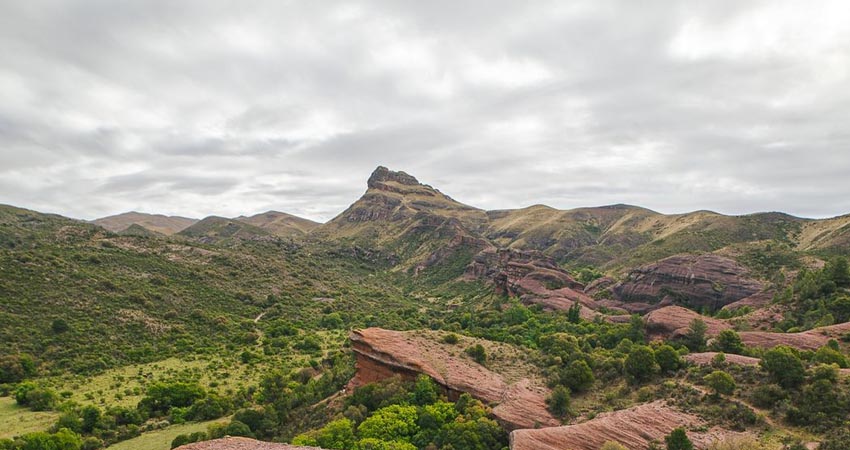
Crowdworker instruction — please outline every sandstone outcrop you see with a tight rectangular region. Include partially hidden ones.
[646,306,850,351]
[175,437,321,450]
[613,254,763,311]
[349,328,559,430]
[510,400,735,450]
[644,306,732,339]
[465,248,612,318]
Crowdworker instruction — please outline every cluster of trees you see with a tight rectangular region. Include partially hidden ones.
[291,375,507,450]
[775,256,850,330]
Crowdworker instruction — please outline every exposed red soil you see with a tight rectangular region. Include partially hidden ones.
[510,400,741,450]
[349,328,560,430]
[175,437,320,450]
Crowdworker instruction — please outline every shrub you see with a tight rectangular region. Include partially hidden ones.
[655,345,682,374]
[465,344,487,365]
[665,427,694,450]
[546,386,571,419]
[441,333,459,345]
[682,319,707,352]
[562,359,594,392]
[703,371,736,397]
[760,346,805,388]
[625,346,658,382]
[712,330,744,354]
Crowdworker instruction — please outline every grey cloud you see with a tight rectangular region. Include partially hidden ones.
[0,0,849,221]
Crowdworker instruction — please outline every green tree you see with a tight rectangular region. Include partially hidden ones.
[567,302,582,324]
[562,359,594,392]
[465,344,487,365]
[683,319,707,351]
[703,371,736,398]
[813,346,849,368]
[546,386,571,419]
[825,256,850,287]
[294,418,356,449]
[80,405,101,433]
[625,346,658,382]
[760,346,805,388]
[357,405,419,443]
[712,329,744,354]
[655,345,682,374]
[665,427,694,450]
[412,375,439,406]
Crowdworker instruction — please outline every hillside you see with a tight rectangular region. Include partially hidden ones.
[235,211,320,237]
[93,212,198,235]
[3,167,850,450]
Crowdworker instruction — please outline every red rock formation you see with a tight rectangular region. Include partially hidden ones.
[644,306,732,339]
[349,328,560,430]
[510,401,707,450]
[175,437,321,450]
[465,247,613,318]
[645,305,850,351]
[612,254,764,311]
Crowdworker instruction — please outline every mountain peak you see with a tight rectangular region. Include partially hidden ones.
[367,166,420,189]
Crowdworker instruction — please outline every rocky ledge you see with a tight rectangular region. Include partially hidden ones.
[348,328,560,430]
[510,401,744,450]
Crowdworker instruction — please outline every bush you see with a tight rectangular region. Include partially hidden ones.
[760,346,805,388]
[625,346,658,382]
[562,359,594,392]
[441,334,459,345]
[138,382,206,417]
[712,330,744,354]
[464,344,487,365]
[655,345,682,374]
[665,427,694,450]
[750,384,787,409]
[546,386,571,419]
[703,371,736,397]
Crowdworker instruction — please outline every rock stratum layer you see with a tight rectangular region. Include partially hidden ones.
[612,254,763,312]
[646,305,850,351]
[510,401,740,450]
[349,328,559,430]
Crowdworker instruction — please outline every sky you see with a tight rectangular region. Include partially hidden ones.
[1,0,849,222]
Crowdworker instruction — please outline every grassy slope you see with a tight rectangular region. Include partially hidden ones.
[105,419,228,450]
[0,397,59,439]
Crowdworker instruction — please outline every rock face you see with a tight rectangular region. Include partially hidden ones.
[465,248,610,318]
[348,328,560,430]
[175,437,321,450]
[510,401,702,450]
[738,323,850,351]
[644,306,732,339]
[612,254,763,312]
[645,305,850,351]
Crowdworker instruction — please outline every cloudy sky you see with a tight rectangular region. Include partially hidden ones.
[1,0,849,222]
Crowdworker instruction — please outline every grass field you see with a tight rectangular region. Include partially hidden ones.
[105,419,228,450]
[0,396,59,439]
